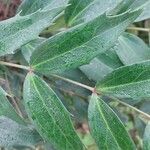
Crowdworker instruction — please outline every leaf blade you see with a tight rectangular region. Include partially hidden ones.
[65,0,120,26]
[0,6,64,56]
[23,73,84,150]
[88,94,135,150]
[115,33,150,65]
[0,116,42,147]
[65,0,149,26]
[30,9,142,74]
[18,0,68,15]
[96,60,150,99]
[21,38,46,63]
[0,86,25,125]
[143,122,150,150]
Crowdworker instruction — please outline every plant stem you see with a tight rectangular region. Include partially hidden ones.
[148,30,150,46]
[1,61,150,120]
[0,61,30,71]
[127,27,150,32]
[5,73,24,118]
[110,96,150,120]
[51,74,95,92]
[51,84,88,102]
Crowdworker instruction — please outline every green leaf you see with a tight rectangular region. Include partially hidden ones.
[0,86,25,125]
[88,94,136,150]
[0,6,64,56]
[136,2,150,22]
[0,116,42,147]
[80,58,113,82]
[143,122,150,150]
[80,48,123,82]
[65,0,120,26]
[113,0,150,22]
[18,0,68,15]
[65,0,150,26]
[21,38,45,63]
[97,48,123,69]
[115,33,150,65]
[23,73,84,150]
[111,0,144,14]
[111,0,150,22]
[96,60,150,99]
[47,68,91,121]
[30,9,141,74]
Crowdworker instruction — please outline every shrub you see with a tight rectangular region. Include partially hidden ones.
[0,0,150,150]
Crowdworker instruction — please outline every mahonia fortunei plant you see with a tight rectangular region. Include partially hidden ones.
[0,0,150,150]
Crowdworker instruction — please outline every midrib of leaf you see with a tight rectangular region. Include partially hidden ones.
[69,0,82,19]
[100,78,150,92]
[31,77,75,149]
[32,41,96,68]
[99,64,150,87]
[26,44,35,53]
[98,70,130,86]
[68,0,96,25]
[95,99,122,149]
[24,1,43,14]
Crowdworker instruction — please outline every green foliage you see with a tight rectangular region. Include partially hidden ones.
[0,116,42,147]
[143,122,150,150]
[17,0,68,15]
[116,33,150,65]
[0,0,150,149]
[88,94,136,150]
[65,0,120,26]
[0,87,25,125]
[23,73,84,150]
[0,6,64,56]
[96,60,150,99]
[21,38,45,63]
[30,9,141,74]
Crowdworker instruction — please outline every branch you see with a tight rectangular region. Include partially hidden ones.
[0,61,31,71]
[5,73,24,118]
[127,27,150,32]
[1,61,150,120]
[110,96,150,120]
[51,74,95,92]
